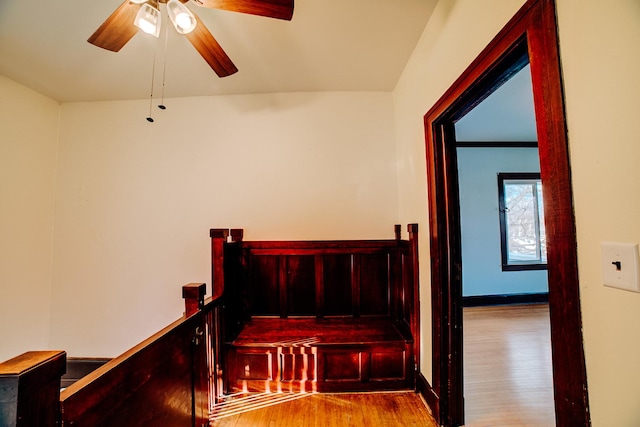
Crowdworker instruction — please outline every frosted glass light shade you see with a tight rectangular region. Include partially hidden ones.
[167,0,197,34]
[134,2,161,38]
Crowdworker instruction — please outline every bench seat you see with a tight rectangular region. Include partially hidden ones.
[210,225,420,395]
[226,318,414,393]
[230,318,412,347]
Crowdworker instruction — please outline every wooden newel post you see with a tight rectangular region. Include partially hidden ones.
[0,351,66,427]
[408,223,419,257]
[182,283,206,317]
[230,228,244,243]
[210,228,230,301]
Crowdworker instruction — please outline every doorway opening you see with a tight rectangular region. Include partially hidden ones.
[455,62,555,425]
[423,0,590,426]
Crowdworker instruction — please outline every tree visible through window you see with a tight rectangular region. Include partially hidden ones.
[498,173,547,271]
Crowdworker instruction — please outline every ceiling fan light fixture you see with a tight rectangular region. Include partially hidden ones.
[167,0,197,34]
[134,2,161,38]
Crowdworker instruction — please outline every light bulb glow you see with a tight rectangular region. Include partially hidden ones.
[175,12,192,30]
[167,0,196,34]
[134,3,161,38]
[138,19,156,35]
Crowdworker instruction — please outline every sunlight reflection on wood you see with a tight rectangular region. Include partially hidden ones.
[464,304,555,427]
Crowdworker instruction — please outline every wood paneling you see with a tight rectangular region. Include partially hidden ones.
[322,254,352,316]
[249,255,280,315]
[59,311,209,427]
[359,253,390,316]
[286,255,316,316]
[240,244,405,319]
[215,227,419,394]
[225,318,413,393]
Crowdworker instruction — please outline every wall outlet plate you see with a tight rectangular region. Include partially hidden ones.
[601,242,640,293]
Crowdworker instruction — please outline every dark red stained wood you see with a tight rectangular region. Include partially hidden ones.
[230,228,244,242]
[324,353,360,380]
[528,3,590,425]
[407,224,420,379]
[370,351,405,379]
[359,253,390,316]
[315,255,325,316]
[423,0,590,425]
[323,254,353,316]
[183,282,206,317]
[278,255,288,317]
[286,255,316,316]
[60,311,210,427]
[231,318,409,346]
[212,225,420,394]
[249,255,280,315]
[0,351,66,427]
[210,228,229,300]
[193,0,294,21]
[226,318,413,393]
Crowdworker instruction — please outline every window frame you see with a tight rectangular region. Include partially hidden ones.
[497,172,547,271]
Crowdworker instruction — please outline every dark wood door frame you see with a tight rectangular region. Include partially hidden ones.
[423,0,590,426]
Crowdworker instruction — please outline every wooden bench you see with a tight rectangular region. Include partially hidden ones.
[210,224,419,394]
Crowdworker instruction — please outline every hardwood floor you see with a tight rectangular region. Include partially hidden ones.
[463,303,555,426]
[210,391,437,426]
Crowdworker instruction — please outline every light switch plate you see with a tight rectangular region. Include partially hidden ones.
[601,242,640,293]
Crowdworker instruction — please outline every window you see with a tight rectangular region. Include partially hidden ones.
[498,173,547,271]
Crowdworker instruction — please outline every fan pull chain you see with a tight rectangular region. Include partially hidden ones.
[146,19,167,123]
[158,20,170,110]
[146,42,158,123]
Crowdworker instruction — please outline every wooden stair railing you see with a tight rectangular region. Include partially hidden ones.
[0,351,66,427]
[0,283,221,427]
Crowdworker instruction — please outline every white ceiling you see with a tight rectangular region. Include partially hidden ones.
[0,0,438,103]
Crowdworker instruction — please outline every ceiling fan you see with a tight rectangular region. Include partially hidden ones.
[88,0,294,77]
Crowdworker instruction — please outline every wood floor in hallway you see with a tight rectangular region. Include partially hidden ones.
[463,303,555,426]
[210,391,437,426]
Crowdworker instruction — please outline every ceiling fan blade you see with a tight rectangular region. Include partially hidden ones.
[192,0,294,21]
[88,0,141,52]
[185,14,238,77]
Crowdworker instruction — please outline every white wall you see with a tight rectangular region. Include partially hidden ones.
[49,92,399,357]
[458,147,548,297]
[0,75,59,361]
[394,0,640,425]
[556,1,640,425]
